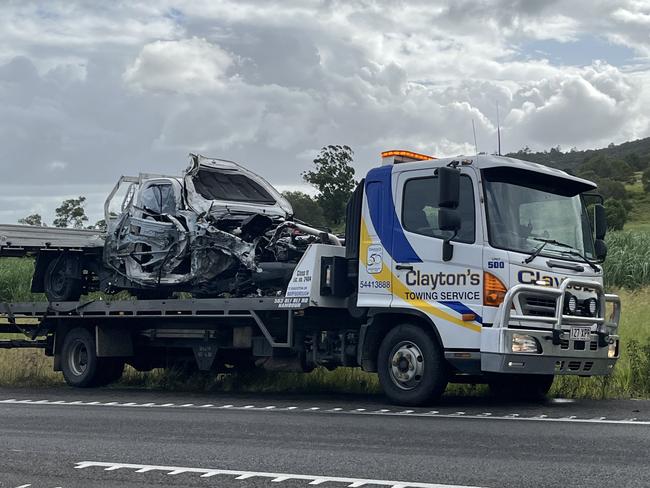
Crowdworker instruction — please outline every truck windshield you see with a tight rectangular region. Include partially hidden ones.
[484,175,595,260]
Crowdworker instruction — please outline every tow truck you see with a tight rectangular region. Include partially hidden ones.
[0,150,621,406]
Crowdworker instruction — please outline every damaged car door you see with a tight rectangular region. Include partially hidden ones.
[109,178,190,286]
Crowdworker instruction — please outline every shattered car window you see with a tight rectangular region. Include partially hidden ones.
[193,170,276,204]
[141,184,177,215]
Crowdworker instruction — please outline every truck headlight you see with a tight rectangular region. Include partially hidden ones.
[608,341,618,358]
[564,293,578,315]
[512,334,542,354]
[584,298,598,317]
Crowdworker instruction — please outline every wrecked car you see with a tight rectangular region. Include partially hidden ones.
[26,154,339,301]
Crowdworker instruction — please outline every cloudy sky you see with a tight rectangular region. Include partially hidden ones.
[1,0,649,225]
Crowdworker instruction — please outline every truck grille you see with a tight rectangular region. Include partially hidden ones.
[561,340,599,351]
[555,360,595,373]
[522,295,556,317]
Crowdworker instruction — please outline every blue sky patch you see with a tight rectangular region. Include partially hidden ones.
[519,35,636,67]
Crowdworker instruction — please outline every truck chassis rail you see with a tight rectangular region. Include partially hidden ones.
[0,296,310,349]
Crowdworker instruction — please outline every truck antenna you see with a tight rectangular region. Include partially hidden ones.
[496,102,502,156]
[471,119,479,155]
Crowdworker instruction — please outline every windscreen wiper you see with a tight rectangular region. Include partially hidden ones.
[558,248,600,272]
[523,237,572,264]
[524,237,599,271]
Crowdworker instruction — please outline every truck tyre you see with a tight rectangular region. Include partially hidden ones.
[61,328,100,387]
[377,323,448,406]
[44,257,82,302]
[488,374,554,402]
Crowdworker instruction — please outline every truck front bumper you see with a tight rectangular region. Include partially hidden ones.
[481,326,617,375]
[482,352,617,375]
[480,279,621,376]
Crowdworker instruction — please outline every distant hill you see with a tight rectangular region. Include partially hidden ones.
[505,136,650,172]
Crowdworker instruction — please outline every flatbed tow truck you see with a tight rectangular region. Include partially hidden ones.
[0,151,621,406]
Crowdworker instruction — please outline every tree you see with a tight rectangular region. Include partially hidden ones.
[577,155,634,183]
[624,152,647,171]
[594,179,627,201]
[282,191,326,227]
[18,214,44,226]
[604,199,627,231]
[53,196,88,228]
[302,145,356,226]
[90,219,107,231]
[643,168,650,193]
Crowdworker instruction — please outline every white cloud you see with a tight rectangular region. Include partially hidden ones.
[124,37,234,93]
[0,0,649,223]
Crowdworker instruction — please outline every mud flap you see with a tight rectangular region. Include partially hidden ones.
[193,343,218,371]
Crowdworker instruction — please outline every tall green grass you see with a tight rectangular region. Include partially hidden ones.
[603,231,650,289]
[0,258,42,303]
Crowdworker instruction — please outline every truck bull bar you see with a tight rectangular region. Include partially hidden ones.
[496,279,621,343]
[481,279,621,376]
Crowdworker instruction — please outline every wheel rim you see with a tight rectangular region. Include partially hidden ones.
[49,264,67,296]
[68,340,89,377]
[389,341,424,390]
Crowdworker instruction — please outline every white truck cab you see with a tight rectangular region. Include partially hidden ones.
[351,150,620,403]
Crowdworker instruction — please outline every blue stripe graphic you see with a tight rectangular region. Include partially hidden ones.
[365,165,421,263]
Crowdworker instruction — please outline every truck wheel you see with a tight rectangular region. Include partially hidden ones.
[488,374,554,402]
[44,257,82,302]
[61,328,100,387]
[377,323,448,406]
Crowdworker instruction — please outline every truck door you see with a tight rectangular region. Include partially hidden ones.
[113,180,189,284]
[392,168,483,349]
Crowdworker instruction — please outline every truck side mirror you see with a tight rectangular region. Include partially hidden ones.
[594,204,607,240]
[438,167,460,208]
[437,167,461,262]
[594,239,607,261]
[438,207,461,231]
[438,208,461,262]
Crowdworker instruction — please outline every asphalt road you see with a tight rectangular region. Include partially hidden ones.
[0,387,649,488]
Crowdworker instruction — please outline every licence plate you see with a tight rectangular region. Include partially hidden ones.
[570,327,591,340]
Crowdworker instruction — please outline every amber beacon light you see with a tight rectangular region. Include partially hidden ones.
[381,150,436,164]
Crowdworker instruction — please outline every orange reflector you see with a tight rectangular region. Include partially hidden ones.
[381,150,436,161]
[484,272,507,307]
[461,313,476,322]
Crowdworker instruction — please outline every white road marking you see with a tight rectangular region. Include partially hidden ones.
[74,461,485,488]
[14,484,31,488]
[551,398,576,404]
[1,398,648,425]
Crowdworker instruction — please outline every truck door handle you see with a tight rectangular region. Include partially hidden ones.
[395,264,414,271]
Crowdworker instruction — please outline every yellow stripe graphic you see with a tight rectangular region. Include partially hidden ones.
[360,219,481,333]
